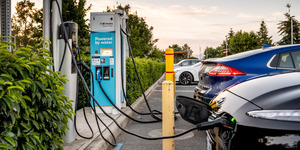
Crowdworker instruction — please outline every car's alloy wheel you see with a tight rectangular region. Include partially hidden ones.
[179,72,193,85]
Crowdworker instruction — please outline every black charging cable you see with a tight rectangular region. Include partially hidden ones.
[96,76,160,123]
[119,24,162,116]
[54,0,199,142]
[120,23,163,121]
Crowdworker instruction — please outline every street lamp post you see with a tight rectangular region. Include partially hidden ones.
[225,35,228,56]
[291,16,295,45]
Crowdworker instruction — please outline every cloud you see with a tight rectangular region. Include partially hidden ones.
[236,13,264,19]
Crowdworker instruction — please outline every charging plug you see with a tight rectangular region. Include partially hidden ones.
[97,68,102,82]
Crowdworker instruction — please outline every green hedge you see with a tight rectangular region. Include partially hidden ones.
[0,41,73,149]
[126,58,165,104]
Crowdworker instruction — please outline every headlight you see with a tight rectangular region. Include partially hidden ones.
[247,110,300,122]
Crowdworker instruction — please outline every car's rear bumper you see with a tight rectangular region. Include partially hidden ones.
[194,75,241,103]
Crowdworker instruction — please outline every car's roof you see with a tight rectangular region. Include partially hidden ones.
[203,44,300,63]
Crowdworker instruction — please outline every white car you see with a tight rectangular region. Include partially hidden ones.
[175,62,202,85]
[174,59,200,69]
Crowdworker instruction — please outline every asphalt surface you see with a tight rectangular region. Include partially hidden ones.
[109,81,207,150]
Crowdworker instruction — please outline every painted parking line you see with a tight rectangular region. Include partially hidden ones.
[113,143,123,150]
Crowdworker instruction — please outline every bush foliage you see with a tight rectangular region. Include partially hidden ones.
[126,58,165,104]
[0,41,73,149]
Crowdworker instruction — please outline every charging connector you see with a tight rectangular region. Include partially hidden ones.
[96,67,102,82]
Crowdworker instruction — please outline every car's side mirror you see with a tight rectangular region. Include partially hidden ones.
[176,96,212,125]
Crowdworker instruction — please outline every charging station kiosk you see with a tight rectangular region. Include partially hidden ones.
[90,10,128,114]
[57,22,78,143]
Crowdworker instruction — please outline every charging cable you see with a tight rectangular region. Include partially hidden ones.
[120,23,163,120]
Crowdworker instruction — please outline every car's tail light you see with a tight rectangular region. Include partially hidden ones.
[247,110,300,122]
[208,64,246,76]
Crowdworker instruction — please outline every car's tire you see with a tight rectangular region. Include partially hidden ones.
[179,72,193,85]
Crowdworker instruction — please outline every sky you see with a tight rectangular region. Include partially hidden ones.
[11,0,300,57]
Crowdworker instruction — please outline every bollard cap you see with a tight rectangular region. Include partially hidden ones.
[165,48,174,55]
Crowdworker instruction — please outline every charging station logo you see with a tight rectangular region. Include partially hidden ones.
[100,22,113,27]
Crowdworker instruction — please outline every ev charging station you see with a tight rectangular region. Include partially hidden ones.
[57,22,78,143]
[90,10,128,114]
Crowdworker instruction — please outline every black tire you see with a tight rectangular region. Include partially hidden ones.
[179,72,193,85]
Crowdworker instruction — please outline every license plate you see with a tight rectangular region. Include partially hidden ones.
[206,136,212,150]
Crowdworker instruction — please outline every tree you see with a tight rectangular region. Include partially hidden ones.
[277,4,300,45]
[204,47,223,59]
[106,5,159,58]
[169,44,183,52]
[62,0,92,53]
[257,20,273,45]
[221,28,234,54]
[228,30,260,54]
[228,28,235,38]
[182,43,193,58]
[11,0,42,48]
[148,46,164,60]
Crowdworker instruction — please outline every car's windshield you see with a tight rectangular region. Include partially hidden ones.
[175,60,185,65]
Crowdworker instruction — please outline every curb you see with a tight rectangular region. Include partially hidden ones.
[83,73,165,150]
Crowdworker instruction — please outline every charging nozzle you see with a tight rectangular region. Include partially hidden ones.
[97,68,102,82]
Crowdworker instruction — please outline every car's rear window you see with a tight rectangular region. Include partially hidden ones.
[200,63,217,73]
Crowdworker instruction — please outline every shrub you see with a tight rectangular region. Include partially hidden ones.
[126,58,165,104]
[0,41,73,149]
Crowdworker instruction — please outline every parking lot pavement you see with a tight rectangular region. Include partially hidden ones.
[109,80,207,150]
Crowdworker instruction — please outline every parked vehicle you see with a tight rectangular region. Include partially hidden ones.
[174,59,200,69]
[175,62,202,85]
[194,44,300,103]
[177,71,300,150]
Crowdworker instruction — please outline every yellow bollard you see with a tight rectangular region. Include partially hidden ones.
[165,48,174,82]
[162,81,175,150]
[165,48,176,93]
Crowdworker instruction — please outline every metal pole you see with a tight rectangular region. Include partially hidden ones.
[52,0,62,71]
[291,16,294,45]
[226,35,228,56]
[1,0,11,51]
[43,0,51,50]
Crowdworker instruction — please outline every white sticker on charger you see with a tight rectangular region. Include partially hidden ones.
[110,58,114,65]
[92,58,100,65]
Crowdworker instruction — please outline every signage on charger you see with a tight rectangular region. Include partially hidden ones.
[95,37,113,45]
[100,22,113,27]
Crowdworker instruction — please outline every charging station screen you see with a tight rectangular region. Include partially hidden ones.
[101,48,113,56]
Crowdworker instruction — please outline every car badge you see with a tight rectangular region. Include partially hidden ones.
[217,97,226,105]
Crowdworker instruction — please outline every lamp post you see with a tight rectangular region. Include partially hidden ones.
[225,35,228,56]
[291,16,295,45]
